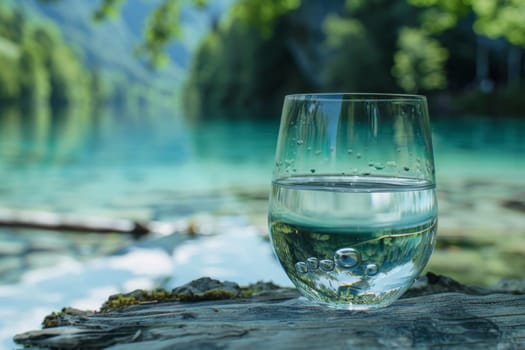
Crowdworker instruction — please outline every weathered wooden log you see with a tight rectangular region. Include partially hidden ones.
[0,208,198,238]
[14,273,525,349]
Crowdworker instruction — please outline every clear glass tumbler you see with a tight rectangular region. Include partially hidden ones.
[268,93,437,310]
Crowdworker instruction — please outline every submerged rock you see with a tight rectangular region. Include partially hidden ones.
[501,199,525,213]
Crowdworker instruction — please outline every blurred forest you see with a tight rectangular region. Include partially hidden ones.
[183,0,525,118]
[0,0,202,116]
[0,0,524,119]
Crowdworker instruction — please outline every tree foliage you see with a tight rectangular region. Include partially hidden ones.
[322,14,386,91]
[392,28,449,92]
[0,7,89,106]
[0,4,166,112]
[183,18,312,119]
[25,0,525,117]
[410,0,525,47]
[322,0,422,92]
[123,0,300,67]
[228,0,301,37]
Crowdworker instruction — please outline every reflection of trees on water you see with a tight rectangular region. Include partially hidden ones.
[0,105,90,167]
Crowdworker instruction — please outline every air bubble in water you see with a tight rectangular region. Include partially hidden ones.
[347,149,353,154]
[315,150,321,156]
[306,257,319,270]
[335,248,361,268]
[319,259,335,271]
[386,161,397,167]
[296,140,304,145]
[403,166,410,171]
[365,264,378,276]
[356,153,362,159]
[295,262,308,274]
[374,163,385,170]
[310,169,316,174]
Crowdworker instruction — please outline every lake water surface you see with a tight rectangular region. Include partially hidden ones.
[0,109,524,347]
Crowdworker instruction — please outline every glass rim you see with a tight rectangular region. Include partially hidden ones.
[284,92,426,102]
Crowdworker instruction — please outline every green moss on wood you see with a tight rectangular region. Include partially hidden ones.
[42,307,92,328]
[97,278,285,313]
[100,288,178,312]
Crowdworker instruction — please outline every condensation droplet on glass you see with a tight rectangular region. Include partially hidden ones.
[295,262,308,274]
[319,259,335,272]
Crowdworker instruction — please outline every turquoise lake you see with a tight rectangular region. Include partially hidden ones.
[0,109,524,347]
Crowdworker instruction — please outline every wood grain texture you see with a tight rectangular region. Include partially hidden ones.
[14,273,525,349]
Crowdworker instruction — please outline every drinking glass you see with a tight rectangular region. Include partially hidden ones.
[268,93,437,310]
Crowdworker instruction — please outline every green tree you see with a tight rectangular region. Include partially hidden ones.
[184,18,312,119]
[322,15,385,91]
[322,0,422,92]
[34,0,525,116]
[0,5,100,109]
[409,0,525,47]
[89,0,301,67]
[392,28,449,92]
